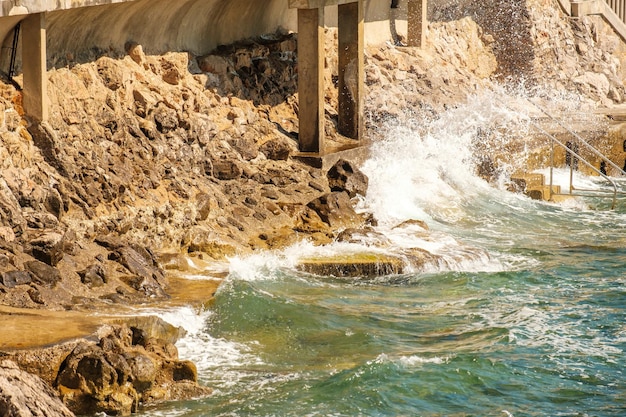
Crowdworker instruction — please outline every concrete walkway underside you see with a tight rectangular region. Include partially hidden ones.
[0,0,428,153]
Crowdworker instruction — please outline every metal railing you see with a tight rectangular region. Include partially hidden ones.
[529,100,626,209]
[605,0,626,23]
[498,97,626,209]
[559,0,626,41]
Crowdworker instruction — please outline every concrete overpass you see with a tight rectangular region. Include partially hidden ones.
[0,0,428,152]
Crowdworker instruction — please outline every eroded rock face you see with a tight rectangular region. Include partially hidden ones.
[52,319,209,416]
[327,159,368,198]
[0,360,75,417]
[0,0,623,317]
[307,192,366,230]
[0,31,339,310]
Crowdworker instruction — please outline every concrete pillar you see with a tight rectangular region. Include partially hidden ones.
[338,0,364,140]
[22,13,48,122]
[408,0,427,48]
[297,7,325,153]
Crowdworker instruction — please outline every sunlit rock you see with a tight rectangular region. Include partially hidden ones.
[298,252,405,278]
[0,360,74,417]
[307,192,365,230]
[53,320,209,416]
[327,159,369,198]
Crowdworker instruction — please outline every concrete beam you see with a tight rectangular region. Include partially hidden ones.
[22,12,48,121]
[337,0,363,140]
[1,0,137,17]
[570,0,604,17]
[297,7,325,153]
[407,0,427,47]
[288,0,357,9]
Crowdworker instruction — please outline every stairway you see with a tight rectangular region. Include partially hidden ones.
[499,97,626,210]
[509,172,572,203]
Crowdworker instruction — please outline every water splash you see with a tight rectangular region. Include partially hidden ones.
[360,89,525,226]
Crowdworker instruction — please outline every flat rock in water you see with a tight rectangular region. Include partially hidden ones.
[297,252,405,278]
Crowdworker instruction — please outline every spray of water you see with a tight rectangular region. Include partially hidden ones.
[130,85,626,417]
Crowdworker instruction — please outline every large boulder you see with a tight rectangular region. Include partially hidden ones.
[54,319,211,416]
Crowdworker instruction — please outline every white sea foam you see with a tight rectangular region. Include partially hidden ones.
[129,305,265,391]
[397,354,452,367]
[371,352,451,368]
[225,91,564,278]
[473,294,624,364]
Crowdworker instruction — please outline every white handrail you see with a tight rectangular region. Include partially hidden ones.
[531,120,620,209]
[560,0,626,42]
[497,97,626,209]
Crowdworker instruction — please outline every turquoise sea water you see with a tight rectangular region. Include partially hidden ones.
[139,94,626,416]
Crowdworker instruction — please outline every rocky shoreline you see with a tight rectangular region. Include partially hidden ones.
[2,0,626,415]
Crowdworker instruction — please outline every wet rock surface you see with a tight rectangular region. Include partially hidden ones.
[1,0,626,413]
[1,0,624,311]
[1,317,209,416]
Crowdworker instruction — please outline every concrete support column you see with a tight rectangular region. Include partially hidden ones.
[338,0,364,140]
[297,7,325,153]
[22,12,48,122]
[407,0,427,47]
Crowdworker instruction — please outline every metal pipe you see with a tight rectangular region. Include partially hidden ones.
[531,122,619,209]
[8,23,20,79]
[496,96,622,209]
[530,100,626,177]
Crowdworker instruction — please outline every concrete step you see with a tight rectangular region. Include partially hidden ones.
[526,184,562,201]
[510,172,544,192]
[510,172,573,203]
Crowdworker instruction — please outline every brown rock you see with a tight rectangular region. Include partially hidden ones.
[234,49,252,71]
[154,104,178,133]
[54,321,209,416]
[197,55,230,74]
[107,244,167,298]
[327,159,369,198]
[195,192,218,221]
[228,136,259,161]
[29,232,64,266]
[125,42,146,66]
[96,57,125,91]
[297,252,405,278]
[307,192,365,230]
[0,270,32,288]
[25,260,62,287]
[0,360,75,417]
[260,138,293,160]
[0,226,15,243]
[78,264,107,288]
[124,315,187,346]
[161,60,182,85]
[182,226,238,258]
[211,159,243,180]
